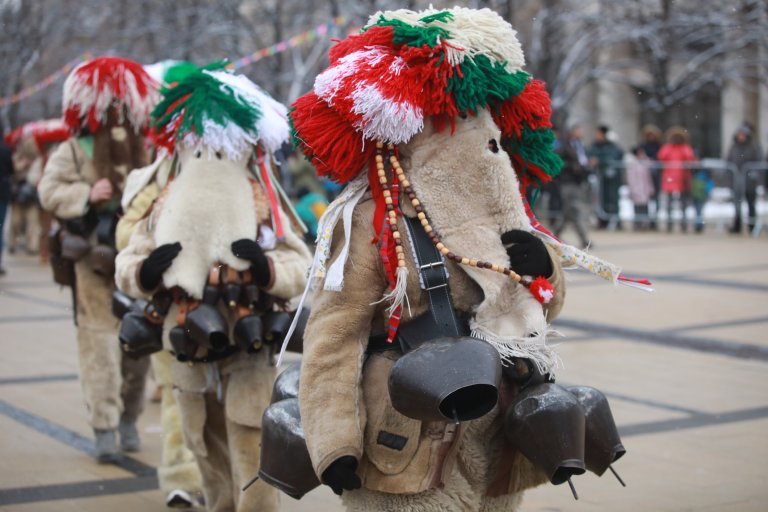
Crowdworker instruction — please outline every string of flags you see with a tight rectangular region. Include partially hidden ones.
[0,16,350,108]
[231,16,348,70]
[0,53,93,108]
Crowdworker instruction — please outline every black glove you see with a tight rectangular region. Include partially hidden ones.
[501,230,553,277]
[139,242,182,291]
[321,456,361,496]
[231,239,271,288]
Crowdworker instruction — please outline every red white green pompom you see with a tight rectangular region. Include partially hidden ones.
[291,7,561,187]
[151,68,289,159]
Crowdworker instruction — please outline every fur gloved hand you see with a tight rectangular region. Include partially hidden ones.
[139,242,182,291]
[231,239,271,288]
[502,230,553,277]
[321,456,362,496]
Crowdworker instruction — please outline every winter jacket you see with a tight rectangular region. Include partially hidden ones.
[38,137,111,219]
[556,139,590,185]
[726,137,764,193]
[658,143,696,194]
[625,155,655,204]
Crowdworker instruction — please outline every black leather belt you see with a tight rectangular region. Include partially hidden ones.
[367,216,468,354]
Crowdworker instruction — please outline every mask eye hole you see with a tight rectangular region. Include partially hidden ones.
[458,111,468,120]
[488,139,499,154]
[194,150,202,159]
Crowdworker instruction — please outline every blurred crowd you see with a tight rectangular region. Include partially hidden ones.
[532,122,767,248]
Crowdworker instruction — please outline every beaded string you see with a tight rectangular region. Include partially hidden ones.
[384,142,533,287]
[375,141,407,274]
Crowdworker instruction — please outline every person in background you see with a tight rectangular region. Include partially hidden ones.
[639,124,663,229]
[293,186,328,243]
[0,136,14,275]
[726,123,764,234]
[533,124,562,227]
[588,125,624,229]
[690,166,712,234]
[8,136,42,255]
[625,146,655,231]
[553,124,592,248]
[657,126,697,233]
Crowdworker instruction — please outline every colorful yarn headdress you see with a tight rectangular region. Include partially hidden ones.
[291,7,560,189]
[63,56,159,134]
[4,119,69,152]
[152,68,289,160]
[151,68,302,239]
[278,7,650,366]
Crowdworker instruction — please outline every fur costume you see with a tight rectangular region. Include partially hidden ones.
[116,157,202,499]
[290,7,639,512]
[115,68,310,512]
[37,58,155,437]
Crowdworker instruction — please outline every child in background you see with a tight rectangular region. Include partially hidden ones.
[626,146,655,230]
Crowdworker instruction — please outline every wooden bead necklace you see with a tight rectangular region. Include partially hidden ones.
[376,140,531,286]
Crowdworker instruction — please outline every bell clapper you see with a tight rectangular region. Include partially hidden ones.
[567,477,579,500]
[242,473,260,492]
[609,465,626,487]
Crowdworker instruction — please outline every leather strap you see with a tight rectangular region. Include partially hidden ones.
[397,216,466,350]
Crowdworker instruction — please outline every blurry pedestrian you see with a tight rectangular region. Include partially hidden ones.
[9,137,42,255]
[726,124,764,234]
[38,57,155,462]
[588,125,624,229]
[657,126,697,233]
[639,124,663,229]
[294,186,328,243]
[626,146,655,230]
[0,137,14,275]
[553,125,592,248]
[690,167,713,233]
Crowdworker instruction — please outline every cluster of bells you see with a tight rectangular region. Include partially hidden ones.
[253,336,625,500]
[113,282,308,361]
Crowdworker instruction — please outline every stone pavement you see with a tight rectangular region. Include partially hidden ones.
[0,229,766,511]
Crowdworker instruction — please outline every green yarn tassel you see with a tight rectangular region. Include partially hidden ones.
[449,56,529,113]
[371,15,450,48]
[419,11,454,24]
[503,126,563,181]
[152,69,261,140]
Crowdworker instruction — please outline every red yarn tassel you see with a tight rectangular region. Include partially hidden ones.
[291,92,373,183]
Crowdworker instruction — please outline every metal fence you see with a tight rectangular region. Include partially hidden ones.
[533,159,768,237]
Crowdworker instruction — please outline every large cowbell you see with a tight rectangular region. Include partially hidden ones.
[270,362,300,404]
[505,383,586,486]
[388,336,502,422]
[567,385,626,477]
[259,364,319,500]
[185,303,229,352]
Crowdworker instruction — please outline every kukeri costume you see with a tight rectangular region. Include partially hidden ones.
[114,69,311,512]
[270,7,635,512]
[6,120,69,256]
[38,57,156,462]
[114,61,205,509]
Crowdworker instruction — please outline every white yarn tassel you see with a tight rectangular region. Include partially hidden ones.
[373,266,411,317]
[470,324,561,375]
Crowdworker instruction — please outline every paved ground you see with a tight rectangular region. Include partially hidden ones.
[0,228,766,511]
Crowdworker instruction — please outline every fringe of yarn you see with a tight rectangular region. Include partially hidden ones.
[373,265,411,317]
[470,323,561,375]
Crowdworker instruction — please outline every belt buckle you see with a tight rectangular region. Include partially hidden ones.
[420,261,447,291]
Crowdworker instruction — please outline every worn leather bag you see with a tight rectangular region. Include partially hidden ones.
[47,226,75,287]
